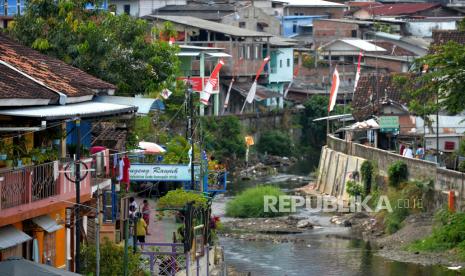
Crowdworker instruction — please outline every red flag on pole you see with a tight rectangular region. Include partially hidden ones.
[241,56,270,114]
[353,51,363,93]
[328,68,340,112]
[200,59,225,105]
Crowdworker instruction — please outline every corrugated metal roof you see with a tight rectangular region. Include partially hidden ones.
[283,0,345,7]
[228,82,282,101]
[94,96,164,114]
[32,215,63,233]
[0,257,80,276]
[206,52,232,57]
[0,101,138,120]
[341,39,387,52]
[145,15,273,38]
[0,225,32,250]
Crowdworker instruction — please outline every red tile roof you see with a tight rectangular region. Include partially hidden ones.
[352,73,406,121]
[365,3,440,16]
[432,30,465,46]
[348,2,383,8]
[0,34,116,100]
[0,63,59,103]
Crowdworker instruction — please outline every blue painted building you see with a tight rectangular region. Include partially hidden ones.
[279,15,327,38]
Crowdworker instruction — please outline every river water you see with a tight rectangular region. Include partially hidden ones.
[215,160,456,276]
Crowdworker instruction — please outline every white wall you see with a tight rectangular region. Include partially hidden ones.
[269,47,294,83]
[112,0,186,17]
[405,21,457,38]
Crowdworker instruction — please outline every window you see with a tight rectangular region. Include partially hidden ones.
[351,30,357,38]
[254,45,260,59]
[287,58,290,67]
[294,12,298,16]
[292,21,297,33]
[7,0,16,15]
[246,45,251,60]
[280,59,283,68]
[239,22,245,28]
[123,4,130,15]
[238,45,244,59]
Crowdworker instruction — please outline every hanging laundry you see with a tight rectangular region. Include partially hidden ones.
[122,155,131,192]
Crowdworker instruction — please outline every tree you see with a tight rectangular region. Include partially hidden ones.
[8,0,180,97]
[401,41,465,116]
[257,130,293,156]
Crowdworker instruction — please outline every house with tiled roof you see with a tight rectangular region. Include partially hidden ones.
[0,34,137,271]
[432,29,465,46]
[353,3,462,19]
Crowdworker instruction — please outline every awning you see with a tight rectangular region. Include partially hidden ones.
[94,96,164,114]
[313,113,354,122]
[0,257,80,276]
[177,52,200,57]
[206,52,232,58]
[32,215,63,233]
[227,82,282,101]
[0,225,32,250]
[0,101,138,120]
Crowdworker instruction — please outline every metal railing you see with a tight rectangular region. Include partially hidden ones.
[0,162,58,210]
[139,243,187,276]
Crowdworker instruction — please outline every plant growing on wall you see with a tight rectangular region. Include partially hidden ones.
[360,160,374,195]
[157,189,207,209]
[388,161,408,188]
[346,180,364,197]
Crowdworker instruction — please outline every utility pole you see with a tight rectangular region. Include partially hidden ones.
[96,185,100,276]
[74,116,81,273]
[123,219,129,276]
[188,86,195,190]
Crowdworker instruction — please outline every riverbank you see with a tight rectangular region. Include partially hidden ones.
[295,183,465,268]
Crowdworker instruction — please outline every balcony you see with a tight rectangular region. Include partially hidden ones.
[0,159,93,227]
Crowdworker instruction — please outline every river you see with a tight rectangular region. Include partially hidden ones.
[214,160,456,276]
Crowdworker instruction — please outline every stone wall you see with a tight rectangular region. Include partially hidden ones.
[324,134,465,210]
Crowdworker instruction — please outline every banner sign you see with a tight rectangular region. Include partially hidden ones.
[177,77,219,93]
[130,164,200,181]
[380,116,399,133]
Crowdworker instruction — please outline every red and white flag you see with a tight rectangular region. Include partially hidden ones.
[328,68,340,112]
[283,66,300,98]
[353,51,363,93]
[244,56,270,105]
[223,78,234,110]
[169,37,175,45]
[200,59,225,105]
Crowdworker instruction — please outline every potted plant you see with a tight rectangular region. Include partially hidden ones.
[0,143,10,161]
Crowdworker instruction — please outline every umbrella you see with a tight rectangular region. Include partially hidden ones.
[0,257,79,276]
[136,141,166,155]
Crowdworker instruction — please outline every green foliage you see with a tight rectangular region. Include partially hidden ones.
[9,0,180,97]
[373,22,392,33]
[360,160,374,195]
[302,55,315,69]
[162,135,196,164]
[157,189,207,209]
[409,210,465,259]
[458,139,465,156]
[226,185,286,218]
[459,160,465,173]
[404,41,465,115]
[80,238,144,276]
[346,180,364,197]
[387,161,408,187]
[257,130,293,156]
[202,116,246,162]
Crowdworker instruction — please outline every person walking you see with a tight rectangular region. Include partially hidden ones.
[142,200,151,235]
[415,144,425,159]
[136,212,148,250]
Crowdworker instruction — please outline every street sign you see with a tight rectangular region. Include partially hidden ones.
[380,116,399,133]
[129,164,201,181]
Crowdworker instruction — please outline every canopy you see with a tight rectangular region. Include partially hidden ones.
[135,141,166,155]
[0,225,31,250]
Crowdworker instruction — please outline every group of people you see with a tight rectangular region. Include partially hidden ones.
[400,143,425,159]
[128,197,151,249]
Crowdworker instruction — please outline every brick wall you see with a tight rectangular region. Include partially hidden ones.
[313,20,359,47]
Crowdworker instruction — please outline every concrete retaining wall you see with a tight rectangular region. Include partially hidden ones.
[323,135,465,210]
[316,147,366,202]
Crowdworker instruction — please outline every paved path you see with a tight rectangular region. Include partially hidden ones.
[134,196,180,243]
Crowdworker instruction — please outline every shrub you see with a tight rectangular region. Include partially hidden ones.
[360,160,374,195]
[257,130,293,156]
[409,210,465,259]
[388,161,408,187]
[346,180,364,197]
[226,185,286,218]
[158,189,207,209]
[80,238,144,276]
[459,160,465,173]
